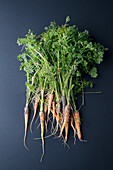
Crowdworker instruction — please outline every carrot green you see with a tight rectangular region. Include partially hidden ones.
[17,16,107,162]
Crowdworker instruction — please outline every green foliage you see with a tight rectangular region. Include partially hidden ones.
[17,16,107,109]
[89,67,98,78]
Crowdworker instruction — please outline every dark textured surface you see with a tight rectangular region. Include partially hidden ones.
[0,0,113,169]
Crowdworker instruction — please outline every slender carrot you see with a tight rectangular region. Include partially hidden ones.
[54,104,62,134]
[50,101,57,132]
[52,101,56,124]
[61,95,66,125]
[24,105,29,150]
[74,112,81,140]
[39,111,45,162]
[44,99,48,114]
[59,105,70,138]
[70,114,76,144]
[48,93,54,117]
[61,95,66,114]
[64,121,69,142]
[30,94,40,133]
[39,87,45,162]
[44,98,48,132]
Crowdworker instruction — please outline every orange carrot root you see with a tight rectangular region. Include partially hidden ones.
[64,122,70,149]
[44,99,48,132]
[71,114,76,144]
[47,94,54,117]
[24,106,29,150]
[50,102,56,132]
[52,101,56,124]
[65,122,69,142]
[74,112,81,140]
[30,96,40,133]
[53,104,62,134]
[59,105,70,138]
[39,111,45,162]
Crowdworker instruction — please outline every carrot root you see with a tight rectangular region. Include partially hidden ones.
[74,112,81,140]
[40,129,44,162]
[71,114,76,144]
[30,107,38,134]
[47,94,54,118]
[24,129,29,150]
[39,111,45,162]
[44,98,48,133]
[30,93,40,133]
[24,106,29,150]
[59,105,70,137]
[65,122,69,142]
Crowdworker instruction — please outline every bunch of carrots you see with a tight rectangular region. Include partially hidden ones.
[17,16,107,162]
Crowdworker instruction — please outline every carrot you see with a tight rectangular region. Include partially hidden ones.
[24,105,29,150]
[70,114,76,144]
[59,105,71,140]
[61,95,66,114]
[48,93,54,117]
[64,121,69,142]
[74,112,81,140]
[54,104,62,134]
[39,111,45,162]
[52,101,56,124]
[44,98,48,132]
[44,99,48,114]
[30,94,40,133]
[50,101,57,132]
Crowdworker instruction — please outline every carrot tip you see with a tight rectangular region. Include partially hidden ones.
[79,139,87,143]
[40,137,45,162]
[24,140,29,150]
[30,125,33,134]
[24,145,29,150]
[40,153,44,162]
[64,140,70,149]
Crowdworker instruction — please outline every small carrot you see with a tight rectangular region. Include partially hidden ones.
[30,94,40,133]
[44,98,48,132]
[39,111,45,162]
[74,112,81,140]
[61,95,66,114]
[50,101,56,132]
[70,114,76,144]
[24,105,29,150]
[59,105,71,140]
[48,93,54,117]
[64,121,69,142]
[52,101,56,124]
[54,104,62,134]
[44,99,48,114]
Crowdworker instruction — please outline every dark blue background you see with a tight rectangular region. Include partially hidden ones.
[0,0,113,169]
